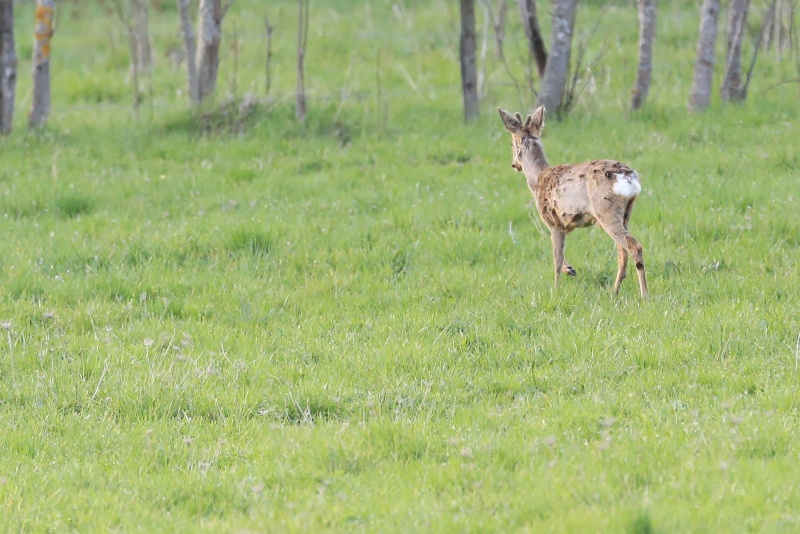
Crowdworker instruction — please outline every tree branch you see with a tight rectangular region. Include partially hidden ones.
[743,0,778,97]
[221,0,235,21]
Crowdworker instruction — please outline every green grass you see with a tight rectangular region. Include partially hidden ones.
[2,0,800,531]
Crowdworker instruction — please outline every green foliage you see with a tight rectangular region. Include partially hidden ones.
[1,0,799,532]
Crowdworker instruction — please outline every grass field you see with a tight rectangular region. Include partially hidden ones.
[1,0,800,531]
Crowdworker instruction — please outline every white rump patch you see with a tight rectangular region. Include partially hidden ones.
[612,172,641,198]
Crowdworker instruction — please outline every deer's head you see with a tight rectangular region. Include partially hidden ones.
[498,106,546,172]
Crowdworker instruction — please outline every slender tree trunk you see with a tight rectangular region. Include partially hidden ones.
[177,0,199,104]
[296,0,308,120]
[721,0,749,102]
[478,1,490,97]
[742,0,777,99]
[29,0,54,128]
[120,15,143,119]
[689,0,721,112]
[493,0,507,59]
[765,0,792,53]
[196,0,222,103]
[264,14,273,97]
[132,0,152,73]
[631,0,656,110]
[517,0,547,78]
[460,0,479,122]
[764,0,776,50]
[536,0,576,114]
[0,0,16,135]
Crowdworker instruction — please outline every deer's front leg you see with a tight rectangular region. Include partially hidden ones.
[550,229,573,286]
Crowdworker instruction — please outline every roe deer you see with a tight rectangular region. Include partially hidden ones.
[498,106,648,297]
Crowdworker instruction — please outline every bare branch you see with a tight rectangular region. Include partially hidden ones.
[563,7,607,114]
[221,0,235,20]
[757,77,800,93]
[743,0,779,98]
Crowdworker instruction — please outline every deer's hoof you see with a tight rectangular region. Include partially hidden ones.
[564,266,577,277]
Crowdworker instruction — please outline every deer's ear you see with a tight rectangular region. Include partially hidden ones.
[530,105,545,133]
[498,108,523,133]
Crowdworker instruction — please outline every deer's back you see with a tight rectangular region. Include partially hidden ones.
[535,160,639,231]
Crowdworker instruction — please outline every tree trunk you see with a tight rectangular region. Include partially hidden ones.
[132,0,152,73]
[196,0,222,103]
[122,17,142,119]
[0,0,16,135]
[177,0,199,104]
[264,14,273,96]
[536,0,576,114]
[478,1,490,97]
[296,0,308,120]
[517,0,547,78]
[460,0,479,122]
[493,0,507,59]
[689,0,720,112]
[29,0,53,128]
[631,0,656,110]
[721,0,749,102]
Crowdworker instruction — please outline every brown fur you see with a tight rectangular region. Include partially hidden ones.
[498,106,648,297]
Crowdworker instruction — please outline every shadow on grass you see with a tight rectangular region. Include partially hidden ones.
[226,228,275,258]
[158,99,358,147]
[54,194,93,219]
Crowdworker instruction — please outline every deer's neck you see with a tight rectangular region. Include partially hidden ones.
[522,142,549,187]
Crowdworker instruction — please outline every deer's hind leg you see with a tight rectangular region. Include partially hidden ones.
[613,244,629,294]
[597,208,647,297]
[612,199,634,294]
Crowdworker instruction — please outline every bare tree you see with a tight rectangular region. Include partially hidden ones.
[563,11,609,115]
[113,0,145,118]
[742,0,779,98]
[721,0,749,102]
[296,0,309,120]
[517,0,547,78]
[764,0,796,54]
[0,0,16,135]
[175,0,233,105]
[478,0,490,97]
[689,0,721,112]
[197,0,224,103]
[460,0,480,122]
[631,0,656,110]
[264,13,273,97]
[493,0,508,59]
[29,0,54,128]
[484,0,525,108]
[131,0,153,74]
[536,0,577,115]
[177,0,199,103]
